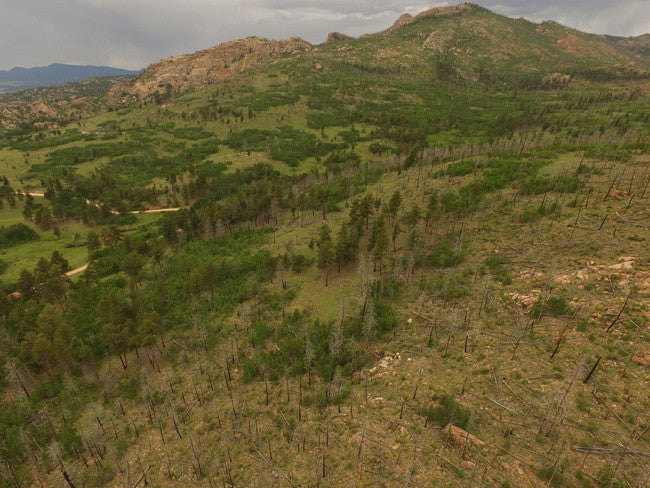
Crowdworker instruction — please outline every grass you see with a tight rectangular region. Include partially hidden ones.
[0,211,161,282]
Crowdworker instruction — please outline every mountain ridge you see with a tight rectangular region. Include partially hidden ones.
[106,36,310,105]
[0,63,140,93]
[1,4,648,132]
[109,2,649,104]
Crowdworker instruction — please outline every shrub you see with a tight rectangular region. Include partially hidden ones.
[439,159,476,177]
[484,255,512,285]
[290,253,313,273]
[597,465,629,488]
[421,270,472,300]
[0,223,38,247]
[521,175,579,195]
[537,465,565,487]
[421,393,472,429]
[530,296,571,318]
[171,127,211,140]
[426,241,463,268]
[373,301,398,333]
[57,425,83,457]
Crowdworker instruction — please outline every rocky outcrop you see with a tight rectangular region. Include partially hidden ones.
[389,14,414,31]
[541,72,572,86]
[1,37,311,130]
[442,424,485,448]
[606,33,650,56]
[414,4,474,21]
[387,4,475,32]
[108,36,311,104]
[325,32,353,45]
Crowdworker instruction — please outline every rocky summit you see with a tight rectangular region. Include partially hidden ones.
[108,37,311,104]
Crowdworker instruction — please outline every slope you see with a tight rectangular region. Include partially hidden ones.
[0,64,140,93]
[0,4,647,488]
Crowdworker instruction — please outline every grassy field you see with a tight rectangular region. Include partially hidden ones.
[0,210,162,282]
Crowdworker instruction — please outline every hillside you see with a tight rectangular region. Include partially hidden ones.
[0,4,648,488]
[107,37,310,105]
[105,3,649,103]
[0,76,136,133]
[318,3,649,86]
[0,64,140,93]
[2,4,648,133]
[0,76,135,104]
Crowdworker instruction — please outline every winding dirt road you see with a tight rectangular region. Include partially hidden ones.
[65,264,89,277]
[20,191,180,214]
[14,192,181,277]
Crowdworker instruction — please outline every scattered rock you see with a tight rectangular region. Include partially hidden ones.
[608,261,634,270]
[423,30,453,51]
[442,424,485,448]
[369,352,401,378]
[509,291,540,307]
[541,72,571,86]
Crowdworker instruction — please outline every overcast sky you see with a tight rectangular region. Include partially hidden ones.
[1,0,648,71]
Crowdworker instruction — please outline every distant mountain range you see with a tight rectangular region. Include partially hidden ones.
[0,63,141,93]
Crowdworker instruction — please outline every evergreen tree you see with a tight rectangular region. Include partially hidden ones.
[86,231,101,254]
[317,225,334,286]
[101,226,121,247]
[50,250,69,273]
[372,219,389,272]
[16,269,36,302]
[403,203,422,229]
[426,190,440,227]
[123,252,145,289]
[387,190,402,225]
[334,223,350,272]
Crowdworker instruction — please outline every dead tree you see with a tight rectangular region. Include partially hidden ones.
[606,291,631,333]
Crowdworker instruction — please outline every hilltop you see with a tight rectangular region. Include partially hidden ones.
[0,4,648,488]
[107,3,648,102]
[107,37,310,105]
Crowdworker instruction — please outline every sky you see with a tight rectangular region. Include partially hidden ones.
[0,0,648,71]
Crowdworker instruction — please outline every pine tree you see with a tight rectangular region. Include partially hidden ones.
[387,190,402,225]
[403,203,422,229]
[372,219,389,272]
[317,226,334,286]
[86,230,101,254]
[334,223,350,272]
[123,252,145,289]
[426,190,440,227]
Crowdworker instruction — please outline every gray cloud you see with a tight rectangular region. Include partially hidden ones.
[0,0,647,70]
